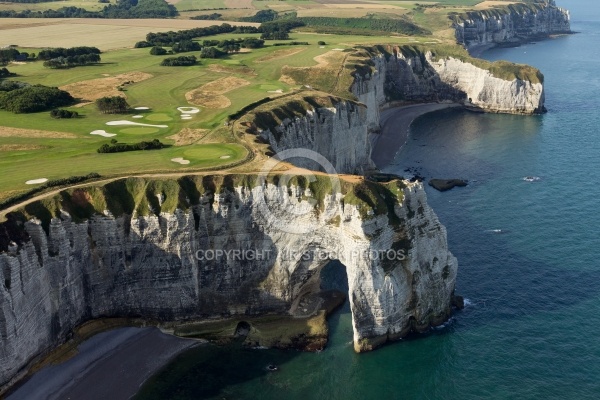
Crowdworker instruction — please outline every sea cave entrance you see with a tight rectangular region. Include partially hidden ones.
[290,259,352,344]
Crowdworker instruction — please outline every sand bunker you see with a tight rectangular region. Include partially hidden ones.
[268,89,284,94]
[134,106,150,110]
[171,157,190,165]
[106,121,168,128]
[219,155,231,159]
[208,64,256,76]
[0,144,47,151]
[26,178,48,185]
[185,76,250,109]
[60,72,153,107]
[132,115,144,119]
[167,128,210,146]
[332,48,345,51]
[90,130,116,137]
[177,107,200,114]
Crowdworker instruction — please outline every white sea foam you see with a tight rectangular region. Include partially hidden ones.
[523,176,541,182]
[463,298,473,307]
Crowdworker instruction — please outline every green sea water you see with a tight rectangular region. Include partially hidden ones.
[137,1,600,398]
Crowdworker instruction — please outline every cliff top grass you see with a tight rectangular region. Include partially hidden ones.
[2,174,408,237]
[235,91,364,136]
[450,1,550,23]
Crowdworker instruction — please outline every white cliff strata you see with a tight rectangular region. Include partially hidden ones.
[453,0,571,51]
[352,47,545,115]
[0,178,457,390]
[256,99,374,174]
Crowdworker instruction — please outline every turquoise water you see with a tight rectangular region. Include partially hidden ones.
[138,2,600,398]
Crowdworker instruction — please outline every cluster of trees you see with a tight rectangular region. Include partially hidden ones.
[140,23,258,47]
[259,20,305,40]
[50,109,78,118]
[97,139,164,153]
[0,84,74,113]
[296,17,429,36]
[150,37,265,58]
[239,9,277,23]
[272,41,308,46]
[0,48,30,65]
[171,40,201,53]
[149,46,167,55]
[38,46,101,60]
[96,96,129,114]
[160,55,197,66]
[0,0,178,19]
[43,53,101,68]
[0,67,14,78]
[190,13,221,20]
[0,80,28,92]
[199,47,225,59]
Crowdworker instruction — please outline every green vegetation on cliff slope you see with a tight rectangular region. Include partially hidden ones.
[4,174,407,232]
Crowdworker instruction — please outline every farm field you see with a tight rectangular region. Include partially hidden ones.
[0,18,260,50]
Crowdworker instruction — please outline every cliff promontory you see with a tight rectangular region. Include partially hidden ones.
[350,45,546,115]
[0,175,458,389]
[453,0,571,51]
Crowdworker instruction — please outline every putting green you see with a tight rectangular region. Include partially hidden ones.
[183,144,244,162]
[260,84,281,90]
[145,113,173,122]
[119,127,160,135]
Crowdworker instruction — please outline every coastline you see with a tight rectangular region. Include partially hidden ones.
[372,103,462,170]
[7,327,198,400]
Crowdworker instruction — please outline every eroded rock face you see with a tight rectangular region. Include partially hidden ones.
[454,0,571,50]
[0,180,457,388]
[352,50,545,115]
[258,100,374,174]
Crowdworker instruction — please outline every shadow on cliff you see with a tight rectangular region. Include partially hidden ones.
[135,261,352,399]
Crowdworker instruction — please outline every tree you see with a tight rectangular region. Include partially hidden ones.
[95,96,130,114]
[199,47,225,59]
[0,85,74,113]
[50,109,79,118]
[149,46,167,55]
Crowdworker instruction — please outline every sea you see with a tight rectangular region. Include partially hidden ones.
[136,1,600,398]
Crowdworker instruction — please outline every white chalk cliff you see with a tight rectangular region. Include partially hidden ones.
[0,176,457,389]
[352,46,545,115]
[453,0,571,50]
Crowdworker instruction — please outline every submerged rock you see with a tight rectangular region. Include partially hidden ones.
[428,179,468,192]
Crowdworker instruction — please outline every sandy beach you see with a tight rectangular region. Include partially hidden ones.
[7,327,198,400]
[372,103,462,169]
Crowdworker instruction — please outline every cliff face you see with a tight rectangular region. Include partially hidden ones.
[352,46,545,114]
[0,176,457,388]
[242,94,374,174]
[453,0,571,50]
